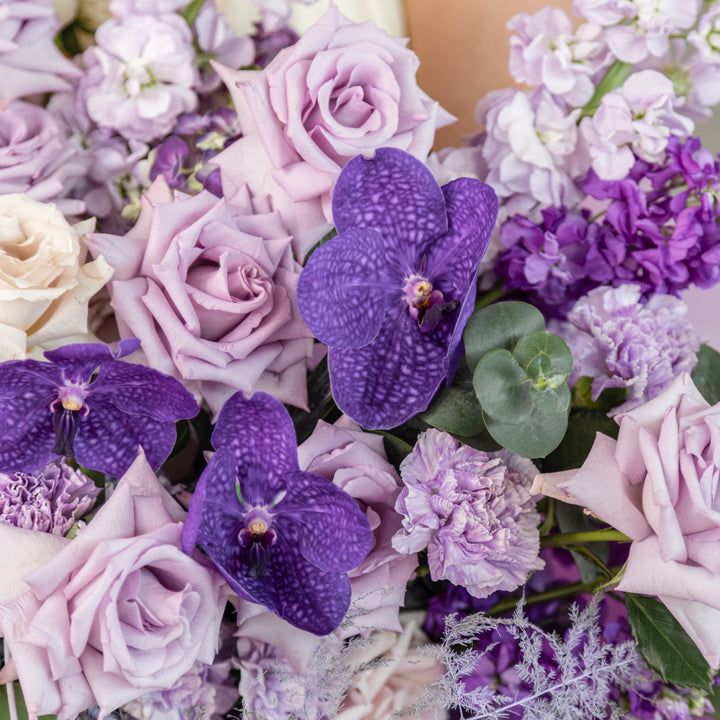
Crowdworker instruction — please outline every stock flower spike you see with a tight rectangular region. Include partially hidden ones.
[296,147,498,429]
[181,391,373,635]
[0,340,199,478]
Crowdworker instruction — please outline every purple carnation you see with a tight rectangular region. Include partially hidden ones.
[0,460,99,535]
[556,284,700,415]
[392,430,544,599]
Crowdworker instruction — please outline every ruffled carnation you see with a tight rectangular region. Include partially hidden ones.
[77,13,198,143]
[0,460,99,535]
[392,430,544,599]
[0,101,85,215]
[558,284,701,414]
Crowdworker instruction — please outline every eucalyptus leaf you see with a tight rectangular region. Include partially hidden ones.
[514,331,573,375]
[484,406,568,458]
[692,344,720,406]
[625,593,713,692]
[473,349,533,424]
[464,301,545,371]
[530,382,571,415]
[422,362,485,436]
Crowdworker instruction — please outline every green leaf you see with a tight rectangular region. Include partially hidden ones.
[182,0,207,25]
[625,593,713,691]
[578,60,633,119]
[473,349,533,424]
[484,406,568,458]
[541,408,619,473]
[530,382,571,415]
[692,344,720,405]
[514,331,573,375]
[571,375,628,412]
[464,301,545,371]
[379,432,414,468]
[422,362,485,436]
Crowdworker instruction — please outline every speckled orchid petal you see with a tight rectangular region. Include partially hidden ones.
[296,227,393,349]
[279,470,372,572]
[328,308,450,429]
[331,147,449,267]
[73,404,178,477]
[211,391,299,502]
[236,525,353,636]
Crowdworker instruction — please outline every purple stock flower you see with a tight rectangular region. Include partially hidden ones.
[181,391,373,635]
[297,147,498,429]
[0,340,199,478]
[0,459,99,535]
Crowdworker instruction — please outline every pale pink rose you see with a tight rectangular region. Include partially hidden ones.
[212,6,454,260]
[0,194,113,360]
[338,614,446,720]
[533,374,720,668]
[0,452,227,720]
[85,177,314,413]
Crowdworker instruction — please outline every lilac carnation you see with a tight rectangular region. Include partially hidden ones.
[0,101,85,215]
[0,460,99,535]
[77,13,198,143]
[392,430,544,599]
[558,284,700,415]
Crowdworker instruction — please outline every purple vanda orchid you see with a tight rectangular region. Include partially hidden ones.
[181,391,373,635]
[296,147,498,429]
[0,340,199,478]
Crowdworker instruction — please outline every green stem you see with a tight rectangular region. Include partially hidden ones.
[541,529,631,547]
[474,279,506,312]
[578,60,633,120]
[488,580,598,616]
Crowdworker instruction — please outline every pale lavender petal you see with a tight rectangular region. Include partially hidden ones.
[296,227,394,349]
[331,147,449,268]
[328,308,448,429]
[211,391,299,501]
[280,470,372,572]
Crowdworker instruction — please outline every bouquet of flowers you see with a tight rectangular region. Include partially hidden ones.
[2,0,720,718]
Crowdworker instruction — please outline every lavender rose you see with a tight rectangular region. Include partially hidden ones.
[534,374,720,668]
[212,6,453,259]
[85,178,313,412]
[0,452,227,720]
[0,101,85,214]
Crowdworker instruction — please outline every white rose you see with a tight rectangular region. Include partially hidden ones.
[0,195,113,359]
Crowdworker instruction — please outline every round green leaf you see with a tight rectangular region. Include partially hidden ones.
[484,406,569,458]
[473,349,532,424]
[464,301,545,371]
[514,331,573,375]
[422,366,486,437]
[530,382,571,414]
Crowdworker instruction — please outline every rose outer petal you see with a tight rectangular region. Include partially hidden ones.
[331,147,449,268]
[211,392,300,502]
[280,470,372,572]
[328,307,449,429]
[296,227,393,349]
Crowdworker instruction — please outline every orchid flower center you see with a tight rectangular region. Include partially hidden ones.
[238,507,278,578]
[403,274,444,320]
[50,385,90,458]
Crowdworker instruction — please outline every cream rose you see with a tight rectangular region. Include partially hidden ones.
[0,194,112,359]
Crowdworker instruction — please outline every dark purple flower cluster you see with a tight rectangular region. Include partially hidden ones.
[495,137,720,317]
[149,108,242,196]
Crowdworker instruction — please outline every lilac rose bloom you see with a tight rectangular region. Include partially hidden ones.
[182,391,373,635]
[297,147,498,429]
